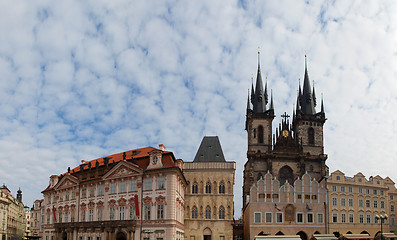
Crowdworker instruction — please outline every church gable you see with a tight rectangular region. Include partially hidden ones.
[102,161,142,180]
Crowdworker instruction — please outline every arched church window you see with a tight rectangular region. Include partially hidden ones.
[308,127,315,145]
[258,125,264,143]
[279,166,294,186]
[219,206,225,219]
[205,181,211,194]
[192,206,198,219]
[192,182,198,194]
[219,181,225,194]
[205,206,211,219]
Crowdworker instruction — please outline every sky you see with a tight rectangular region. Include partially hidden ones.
[0,0,397,217]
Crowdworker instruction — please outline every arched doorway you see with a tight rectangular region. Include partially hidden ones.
[361,231,369,235]
[314,231,320,234]
[62,232,67,240]
[279,165,294,186]
[276,231,284,235]
[297,231,308,240]
[203,227,212,240]
[116,232,126,240]
[2,235,6,240]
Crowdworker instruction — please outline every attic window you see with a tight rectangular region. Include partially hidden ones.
[336,176,341,180]
[216,154,219,157]
[208,145,212,148]
[200,155,204,158]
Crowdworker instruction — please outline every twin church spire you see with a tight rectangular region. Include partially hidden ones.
[248,52,324,117]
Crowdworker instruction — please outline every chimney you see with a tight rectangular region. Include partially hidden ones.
[159,144,166,151]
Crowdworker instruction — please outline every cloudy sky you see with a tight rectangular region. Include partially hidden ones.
[1,0,397,217]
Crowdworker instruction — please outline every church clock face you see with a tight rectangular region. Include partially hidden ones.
[282,130,289,138]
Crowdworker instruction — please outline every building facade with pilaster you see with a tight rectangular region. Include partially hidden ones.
[42,145,186,240]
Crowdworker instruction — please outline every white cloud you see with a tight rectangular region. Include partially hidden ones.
[0,0,397,217]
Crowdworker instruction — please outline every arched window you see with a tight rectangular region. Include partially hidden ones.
[192,206,198,219]
[192,182,198,194]
[258,125,264,143]
[279,165,294,186]
[219,206,225,219]
[205,181,211,194]
[205,206,211,219]
[219,181,225,194]
[308,127,314,145]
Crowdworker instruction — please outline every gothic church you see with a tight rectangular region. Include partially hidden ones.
[243,53,328,208]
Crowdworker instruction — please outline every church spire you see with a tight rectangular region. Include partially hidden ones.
[270,89,274,110]
[312,81,317,107]
[300,54,315,115]
[253,51,266,113]
[247,89,251,111]
[321,94,324,113]
[251,77,254,105]
[264,76,269,105]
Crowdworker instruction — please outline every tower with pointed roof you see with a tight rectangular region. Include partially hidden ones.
[243,54,328,209]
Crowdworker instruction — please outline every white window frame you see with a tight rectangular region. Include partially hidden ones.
[296,212,304,223]
[254,212,261,223]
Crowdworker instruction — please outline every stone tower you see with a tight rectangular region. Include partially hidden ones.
[243,54,328,208]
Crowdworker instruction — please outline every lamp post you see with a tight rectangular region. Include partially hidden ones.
[375,214,388,240]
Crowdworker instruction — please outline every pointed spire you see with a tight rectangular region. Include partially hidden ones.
[296,90,301,112]
[321,93,324,113]
[301,54,315,115]
[247,89,251,111]
[264,76,269,105]
[312,80,317,107]
[251,77,254,105]
[270,89,274,110]
[253,51,266,113]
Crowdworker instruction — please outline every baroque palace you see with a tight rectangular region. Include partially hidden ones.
[27,53,397,240]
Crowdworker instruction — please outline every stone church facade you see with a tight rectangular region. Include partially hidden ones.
[243,53,329,240]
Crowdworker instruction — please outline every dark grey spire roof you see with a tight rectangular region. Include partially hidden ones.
[299,55,316,115]
[253,56,266,113]
[193,136,226,162]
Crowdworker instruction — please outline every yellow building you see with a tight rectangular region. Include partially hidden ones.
[0,185,25,240]
[184,136,235,240]
[327,170,397,237]
[0,188,10,240]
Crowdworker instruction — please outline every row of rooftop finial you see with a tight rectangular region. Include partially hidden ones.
[247,52,324,116]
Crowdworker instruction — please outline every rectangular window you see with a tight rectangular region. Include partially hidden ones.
[392,217,395,226]
[265,213,272,223]
[97,238,101,240]
[348,198,353,207]
[130,180,137,191]
[373,189,377,195]
[109,207,115,220]
[348,186,353,193]
[110,183,116,194]
[144,178,152,191]
[98,185,103,196]
[341,198,346,207]
[391,205,395,212]
[72,191,76,200]
[358,187,363,194]
[365,188,370,194]
[89,187,95,197]
[71,210,75,222]
[366,199,370,208]
[120,181,126,193]
[380,190,384,196]
[349,213,354,223]
[307,213,313,223]
[332,197,337,206]
[331,185,337,192]
[366,214,371,223]
[391,195,394,200]
[380,201,385,209]
[144,205,151,220]
[254,212,261,223]
[89,209,94,221]
[341,213,346,223]
[81,188,87,198]
[158,177,165,190]
[317,213,324,224]
[65,192,69,201]
[119,206,125,220]
[359,214,364,223]
[359,199,363,207]
[276,212,283,223]
[157,204,164,219]
[47,214,50,224]
[332,213,337,223]
[64,212,68,222]
[297,213,303,223]
[374,200,378,208]
[340,186,345,192]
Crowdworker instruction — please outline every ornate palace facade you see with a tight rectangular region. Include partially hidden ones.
[42,145,186,240]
